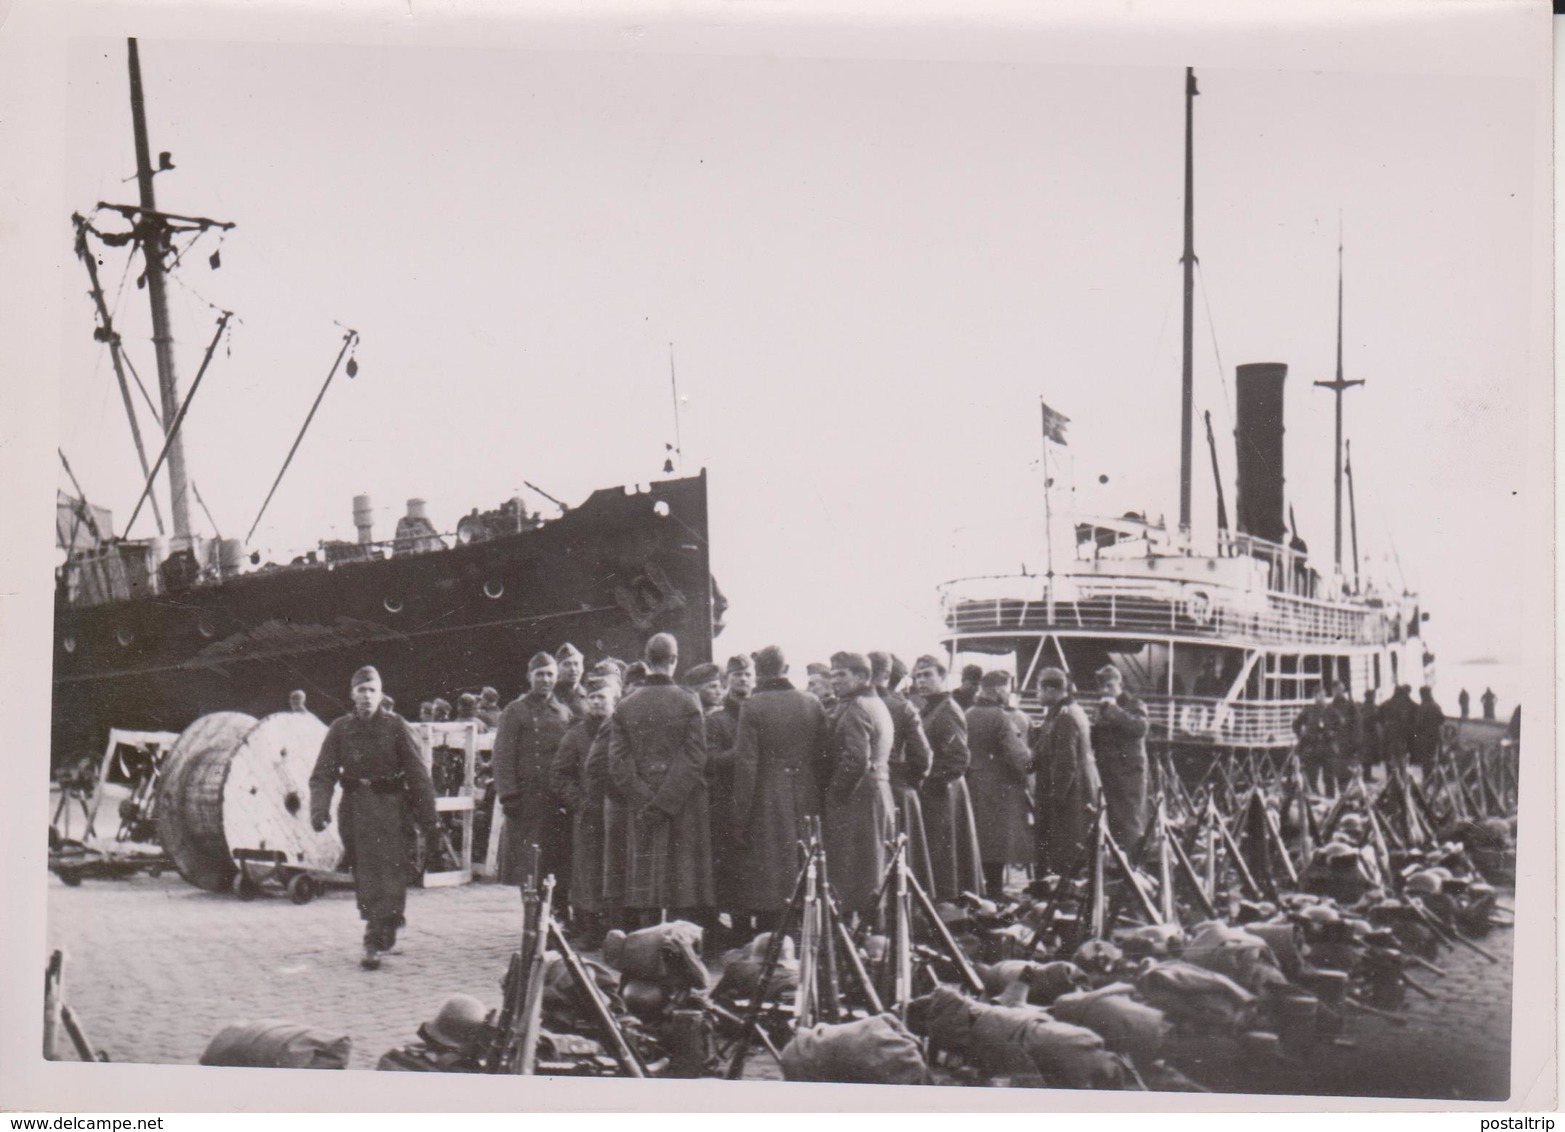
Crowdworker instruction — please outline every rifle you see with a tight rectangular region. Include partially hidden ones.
[485,844,542,1073]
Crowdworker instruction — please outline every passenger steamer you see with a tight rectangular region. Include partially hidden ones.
[940,70,1431,752]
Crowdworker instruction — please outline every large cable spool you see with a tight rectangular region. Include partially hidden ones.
[156,711,256,891]
[221,711,341,873]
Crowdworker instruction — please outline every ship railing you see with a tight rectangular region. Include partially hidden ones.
[939,572,1397,647]
[1016,692,1299,748]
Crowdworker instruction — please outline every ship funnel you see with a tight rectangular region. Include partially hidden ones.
[353,494,374,545]
[219,537,244,575]
[1233,362,1288,545]
[405,498,428,523]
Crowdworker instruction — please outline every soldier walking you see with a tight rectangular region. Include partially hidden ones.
[309,665,440,970]
[964,670,1034,895]
[1033,668,1100,875]
[820,651,896,922]
[492,652,574,894]
[605,633,714,927]
[910,654,985,900]
[732,645,828,933]
[1090,664,1149,850]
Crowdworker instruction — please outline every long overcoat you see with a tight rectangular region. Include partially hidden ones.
[548,715,610,914]
[704,696,746,913]
[1090,693,1150,849]
[881,688,936,897]
[605,674,713,910]
[1034,698,1101,873]
[820,688,896,916]
[309,710,438,927]
[1411,697,1445,772]
[492,690,574,886]
[917,691,986,900]
[965,697,1035,866]
[730,676,828,912]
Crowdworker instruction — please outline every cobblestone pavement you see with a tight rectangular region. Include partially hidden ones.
[44,872,1512,1098]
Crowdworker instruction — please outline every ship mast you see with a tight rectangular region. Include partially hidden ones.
[1314,226,1365,574]
[127,38,193,541]
[1178,67,1198,538]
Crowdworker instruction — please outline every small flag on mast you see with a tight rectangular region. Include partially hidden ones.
[1040,401,1070,446]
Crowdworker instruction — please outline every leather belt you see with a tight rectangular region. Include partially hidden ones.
[342,775,405,794]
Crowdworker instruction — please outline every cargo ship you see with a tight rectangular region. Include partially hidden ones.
[51,40,720,767]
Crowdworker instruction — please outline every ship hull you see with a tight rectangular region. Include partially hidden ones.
[52,473,716,765]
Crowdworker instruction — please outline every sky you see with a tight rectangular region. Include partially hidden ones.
[54,27,1549,706]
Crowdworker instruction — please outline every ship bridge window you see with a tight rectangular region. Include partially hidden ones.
[483,579,505,600]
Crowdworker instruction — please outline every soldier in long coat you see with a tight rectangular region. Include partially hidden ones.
[1293,687,1340,792]
[552,642,588,719]
[703,655,754,939]
[910,655,985,900]
[492,652,574,888]
[1033,668,1101,875]
[965,670,1035,894]
[310,665,439,969]
[1378,684,1417,772]
[547,675,618,943]
[732,645,828,930]
[821,651,896,920]
[870,651,936,898]
[605,633,713,921]
[1411,685,1445,777]
[1090,664,1149,850]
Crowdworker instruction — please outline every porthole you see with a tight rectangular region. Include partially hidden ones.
[115,626,135,647]
[197,615,216,639]
[483,579,505,600]
[62,634,76,654]
[653,500,671,518]
[384,596,404,614]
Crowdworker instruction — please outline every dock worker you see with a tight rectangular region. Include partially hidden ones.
[605,632,713,927]
[732,645,828,934]
[309,665,440,970]
[492,651,574,894]
[1091,664,1150,849]
[911,654,985,900]
[1033,668,1100,874]
[821,651,896,922]
[965,670,1034,895]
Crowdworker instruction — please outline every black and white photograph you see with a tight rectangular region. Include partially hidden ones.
[0,0,1554,1115]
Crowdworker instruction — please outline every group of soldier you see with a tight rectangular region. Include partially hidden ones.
[307,637,1160,970]
[1292,681,1446,791]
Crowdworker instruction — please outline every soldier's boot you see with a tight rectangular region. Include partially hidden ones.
[361,944,382,970]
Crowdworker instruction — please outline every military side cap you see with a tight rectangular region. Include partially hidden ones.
[805,662,831,676]
[830,651,870,675]
[555,642,583,662]
[683,662,722,687]
[867,651,892,682]
[888,654,909,686]
[528,651,556,672]
[726,654,755,675]
[979,670,1012,690]
[351,665,381,687]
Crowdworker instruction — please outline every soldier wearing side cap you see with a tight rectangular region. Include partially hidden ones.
[1033,667,1101,874]
[964,669,1035,895]
[548,673,620,946]
[1091,663,1150,849]
[870,650,936,899]
[805,662,836,712]
[821,651,896,920]
[705,655,755,940]
[553,642,588,719]
[911,654,986,900]
[309,664,440,969]
[492,651,574,892]
[733,645,828,933]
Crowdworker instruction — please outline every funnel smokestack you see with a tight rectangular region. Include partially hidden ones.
[1234,362,1287,544]
[353,494,374,545]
